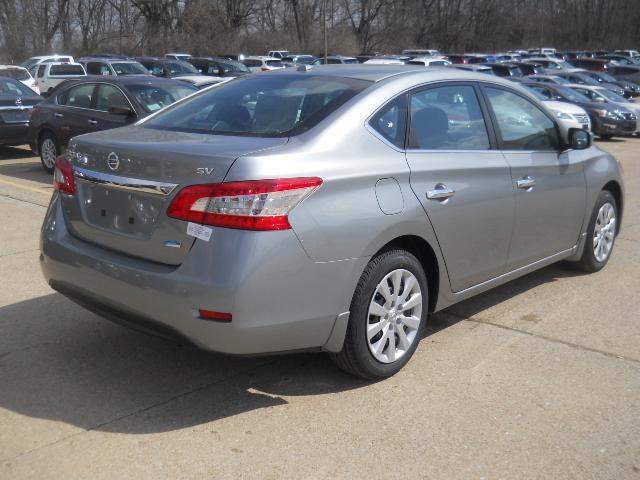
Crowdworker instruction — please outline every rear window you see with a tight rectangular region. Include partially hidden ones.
[0,68,29,81]
[265,60,284,67]
[0,77,36,96]
[142,75,371,137]
[166,61,198,75]
[126,83,197,112]
[50,64,85,76]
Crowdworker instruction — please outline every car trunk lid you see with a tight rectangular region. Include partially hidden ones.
[63,126,287,265]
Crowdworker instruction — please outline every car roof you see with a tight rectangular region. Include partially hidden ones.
[56,75,191,86]
[265,64,520,84]
[0,65,27,69]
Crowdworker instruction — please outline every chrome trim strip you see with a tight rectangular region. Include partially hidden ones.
[74,167,178,196]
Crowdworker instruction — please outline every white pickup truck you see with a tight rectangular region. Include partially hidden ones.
[34,62,86,96]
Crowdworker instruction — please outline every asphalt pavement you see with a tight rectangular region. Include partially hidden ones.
[0,140,638,479]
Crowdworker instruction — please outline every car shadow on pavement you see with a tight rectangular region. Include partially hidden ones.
[0,263,585,435]
[0,146,34,161]
[0,147,52,186]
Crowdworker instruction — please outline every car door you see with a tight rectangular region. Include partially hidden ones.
[90,83,137,131]
[481,85,586,270]
[405,83,515,292]
[55,82,99,145]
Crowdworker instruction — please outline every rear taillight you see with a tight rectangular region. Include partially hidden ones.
[53,155,76,194]
[167,177,322,231]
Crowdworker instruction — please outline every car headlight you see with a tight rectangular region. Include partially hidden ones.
[595,109,616,118]
[554,111,573,120]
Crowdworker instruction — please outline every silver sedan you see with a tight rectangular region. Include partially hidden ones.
[40,66,624,378]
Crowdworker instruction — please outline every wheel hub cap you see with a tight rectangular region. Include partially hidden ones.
[366,269,423,364]
[593,202,616,263]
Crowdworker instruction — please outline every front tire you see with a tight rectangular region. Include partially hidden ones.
[330,249,428,379]
[577,190,618,272]
[39,132,59,174]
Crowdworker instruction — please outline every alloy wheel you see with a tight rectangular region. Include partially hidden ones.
[593,202,616,263]
[41,138,57,169]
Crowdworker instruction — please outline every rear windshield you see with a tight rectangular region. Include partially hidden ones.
[265,60,284,67]
[0,68,29,80]
[126,83,197,112]
[219,60,249,73]
[0,77,36,96]
[142,74,371,137]
[50,64,85,76]
[112,62,149,75]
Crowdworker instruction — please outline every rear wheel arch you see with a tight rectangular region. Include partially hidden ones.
[374,235,440,313]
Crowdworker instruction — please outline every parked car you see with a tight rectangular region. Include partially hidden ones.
[187,57,250,79]
[135,57,200,78]
[568,84,640,133]
[525,82,636,139]
[21,54,74,75]
[520,84,591,131]
[0,65,39,94]
[364,57,406,65]
[165,53,192,61]
[217,54,247,62]
[484,62,523,78]
[242,56,286,72]
[356,52,382,63]
[553,70,626,97]
[0,77,43,146]
[597,55,640,66]
[528,48,557,55]
[267,50,289,59]
[33,62,86,96]
[571,58,611,71]
[510,61,545,76]
[402,49,440,57]
[41,66,623,379]
[29,76,196,172]
[407,57,452,66]
[525,74,571,85]
[524,57,575,70]
[317,55,359,65]
[281,55,316,66]
[614,50,640,58]
[607,65,640,84]
[580,70,640,97]
[79,58,150,77]
[449,64,494,75]
[444,54,469,64]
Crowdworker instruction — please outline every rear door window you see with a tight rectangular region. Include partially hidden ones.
[95,84,129,111]
[408,84,490,150]
[59,83,96,108]
[484,87,558,151]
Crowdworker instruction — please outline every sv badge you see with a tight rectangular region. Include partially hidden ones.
[196,167,215,175]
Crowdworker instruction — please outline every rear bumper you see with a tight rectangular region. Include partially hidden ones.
[40,194,366,354]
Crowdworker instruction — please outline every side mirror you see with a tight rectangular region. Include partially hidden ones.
[108,105,135,117]
[568,128,592,150]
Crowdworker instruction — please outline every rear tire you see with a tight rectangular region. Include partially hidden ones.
[576,190,617,272]
[330,249,428,379]
[39,132,59,174]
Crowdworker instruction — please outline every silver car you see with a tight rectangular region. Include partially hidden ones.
[40,66,624,379]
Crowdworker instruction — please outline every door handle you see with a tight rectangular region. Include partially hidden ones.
[87,119,98,125]
[516,176,536,190]
[426,183,455,200]
[53,113,63,118]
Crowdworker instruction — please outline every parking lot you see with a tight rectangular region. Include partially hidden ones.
[0,138,638,479]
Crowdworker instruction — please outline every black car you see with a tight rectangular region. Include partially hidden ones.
[582,70,640,98]
[552,70,627,97]
[607,65,640,85]
[510,61,545,76]
[524,82,636,138]
[0,77,43,147]
[187,57,250,78]
[29,76,197,172]
[484,62,524,78]
[134,57,200,78]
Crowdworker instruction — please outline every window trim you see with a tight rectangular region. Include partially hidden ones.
[477,82,563,152]
[406,81,497,152]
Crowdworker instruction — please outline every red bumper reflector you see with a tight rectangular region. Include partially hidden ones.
[198,309,232,322]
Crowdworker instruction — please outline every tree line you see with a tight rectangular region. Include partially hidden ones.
[1,0,639,62]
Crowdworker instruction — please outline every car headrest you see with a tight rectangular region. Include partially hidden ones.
[409,106,448,149]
